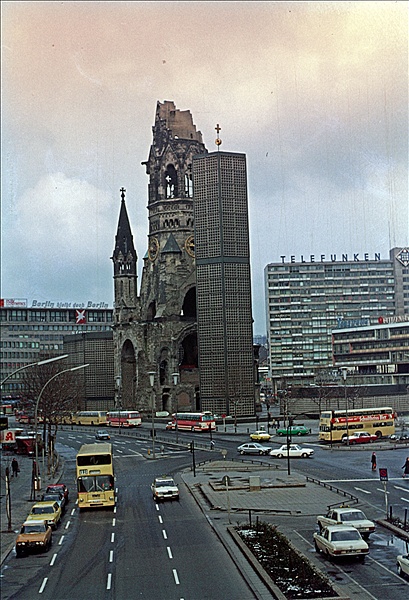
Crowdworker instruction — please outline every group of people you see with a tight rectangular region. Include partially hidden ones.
[371,451,409,477]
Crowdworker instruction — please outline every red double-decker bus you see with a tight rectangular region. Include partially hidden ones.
[167,412,215,432]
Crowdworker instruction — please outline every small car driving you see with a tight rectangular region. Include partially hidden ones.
[269,444,314,458]
[27,501,62,530]
[237,442,272,455]
[342,431,378,444]
[15,520,52,557]
[276,425,311,436]
[249,430,271,441]
[46,483,69,503]
[95,429,110,441]
[151,476,179,502]
[317,507,375,539]
[313,525,369,560]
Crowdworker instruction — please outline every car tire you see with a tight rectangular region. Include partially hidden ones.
[301,453,309,458]
[297,432,302,436]
[258,451,263,455]
[240,451,245,455]
[314,540,320,553]
[277,454,283,459]
[397,565,403,576]
[278,432,283,436]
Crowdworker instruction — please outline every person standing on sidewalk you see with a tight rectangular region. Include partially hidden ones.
[11,457,19,477]
[371,452,377,471]
[402,457,409,478]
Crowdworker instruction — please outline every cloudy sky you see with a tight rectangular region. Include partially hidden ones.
[1,1,407,334]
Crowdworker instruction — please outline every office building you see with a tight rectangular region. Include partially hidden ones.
[265,247,408,388]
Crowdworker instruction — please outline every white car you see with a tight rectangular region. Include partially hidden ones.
[313,525,369,560]
[151,476,179,502]
[397,554,409,578]
[269,444,314,458]
[317,507,375,539]
[237,442,272,455]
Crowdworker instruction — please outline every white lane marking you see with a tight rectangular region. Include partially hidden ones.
[162,529,167,540]
[115,487,119,493]
[107,573,112,590]
[39,578,48,593]
[167,546,173,559]
[402,497,409,503]
[65,521,71,529]
[128,449,142,454]
[50,553,57,566]
[109,550,114,563]
[58,535,64,545]
[173,569,180,585]
[116,449,123,454]
[394,485,409,492]
[376,488,390,494]
[70,508,75,516]
[112,518,116,526]
[114,506,117,514]
[156,504,160,511]
[111,532,115,542]
[158,515,163,524]
[354,487,371,494]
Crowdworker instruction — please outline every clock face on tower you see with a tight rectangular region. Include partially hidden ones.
[185,235,195,257]
[148,237,159,261]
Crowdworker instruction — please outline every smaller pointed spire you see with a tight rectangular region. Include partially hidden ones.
[112,188,137,276]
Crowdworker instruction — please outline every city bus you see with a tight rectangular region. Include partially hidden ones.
[319,406,396,442]
[76,443,115,509]
[167,412,216,432]
[72,411,108,426]
[106,410,142,427]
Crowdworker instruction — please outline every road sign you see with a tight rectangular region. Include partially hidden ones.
[379,468,388,481]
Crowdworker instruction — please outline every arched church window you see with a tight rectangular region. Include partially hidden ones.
[165,164,178,199]
[184,165,193,198]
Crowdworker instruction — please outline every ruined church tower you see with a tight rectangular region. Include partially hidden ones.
[112,101,207,414]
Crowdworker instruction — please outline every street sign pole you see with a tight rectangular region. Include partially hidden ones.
[379,468,388,518]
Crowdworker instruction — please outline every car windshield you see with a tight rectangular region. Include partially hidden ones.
[22,524,46,533]
[32,507,55,515]
[340,511,366,522]
[331,530,361,541]
[156,480,175,487]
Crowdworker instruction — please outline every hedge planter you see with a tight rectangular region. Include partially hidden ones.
[232,522,348,600]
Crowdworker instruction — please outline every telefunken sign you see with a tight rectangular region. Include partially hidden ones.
[280,252,381,264]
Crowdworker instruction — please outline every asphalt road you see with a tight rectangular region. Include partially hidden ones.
[1,425,409,599]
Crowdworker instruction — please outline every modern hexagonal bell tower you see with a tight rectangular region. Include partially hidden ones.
[112,101,207,416]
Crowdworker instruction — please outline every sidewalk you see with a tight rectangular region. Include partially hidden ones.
[0,452,63,564]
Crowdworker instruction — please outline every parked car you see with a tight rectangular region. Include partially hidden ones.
[40,491,66,513]
[95,430,110,440]
[342,431,378,444]
[313,525,369,560]
[15,520,52,557]
[269,444,314,458]
[390,433,409,442]
[317,507,375,539]
[165,421,175,430]
[151,476,179,502]
[237,442,272,455]
[396,554,409,578]
[27,501,62,530]
[250,430,271,441]
[276,425,311,436]
[46,483,69,503]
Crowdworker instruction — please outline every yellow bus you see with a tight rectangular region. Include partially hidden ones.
[72,411,108,426]
[319,406,396,443]
[76,443,115,509]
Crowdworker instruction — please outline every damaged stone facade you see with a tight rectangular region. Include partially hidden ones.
[111,101,207,415]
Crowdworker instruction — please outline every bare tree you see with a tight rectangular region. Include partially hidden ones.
[22,361,83,473]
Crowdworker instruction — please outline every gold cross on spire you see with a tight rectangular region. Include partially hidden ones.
[215,123,222,148]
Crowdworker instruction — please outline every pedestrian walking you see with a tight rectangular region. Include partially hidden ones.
[371,452,377,471]
[210,440,215,450]
[11,457,19,477]
[402,457,409,478]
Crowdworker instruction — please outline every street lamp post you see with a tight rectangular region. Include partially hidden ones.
[33,363,89,499]
[0,354,69,388]
[341,368,349,446]
[172,372,179,444]
[148,371,156,459]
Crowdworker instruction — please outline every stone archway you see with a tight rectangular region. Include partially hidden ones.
[121,340,136,408]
